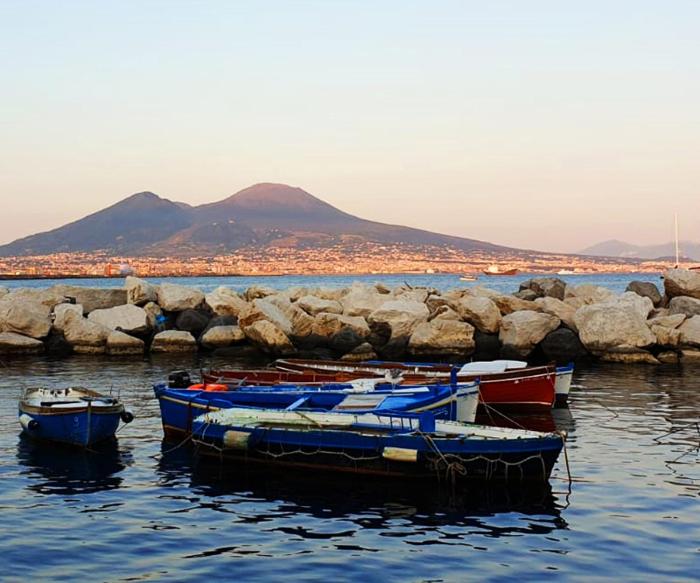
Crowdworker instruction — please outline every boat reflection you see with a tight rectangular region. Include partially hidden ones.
[156,441,570,535]
[16,435,131,495]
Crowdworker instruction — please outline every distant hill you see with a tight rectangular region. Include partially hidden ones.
[0,183,514,257]
[580,239,700,261]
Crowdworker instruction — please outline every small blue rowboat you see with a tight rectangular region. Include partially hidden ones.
[191,408,565,482]
[154,379,480,440]
[18,388,134,447]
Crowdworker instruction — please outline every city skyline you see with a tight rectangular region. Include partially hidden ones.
[2,1,699,252]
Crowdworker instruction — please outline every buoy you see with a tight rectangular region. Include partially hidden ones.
[222,430,250,450]
[120,410,134,423]
[382,447,418,463]
[187,383,228,392]
[19,414,39,431]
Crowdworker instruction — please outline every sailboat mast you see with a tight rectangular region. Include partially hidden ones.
[674,213,680,267]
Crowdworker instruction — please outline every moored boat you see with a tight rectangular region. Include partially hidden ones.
[554,363,574,407]
[18,388,133,447]
[154,379,480,440]
[275,359,558,411]
[482,265,519,276]
[190,408,565,482]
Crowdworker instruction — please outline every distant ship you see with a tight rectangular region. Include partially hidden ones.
[557,269,576,275]
[482,265,518,276]
[459,274,478,281]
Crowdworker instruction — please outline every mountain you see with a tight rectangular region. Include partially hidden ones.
[0,183,513,257]
[0,192,194,256]
[580,239,700,261]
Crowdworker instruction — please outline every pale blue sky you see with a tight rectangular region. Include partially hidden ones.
[1,1,698,252]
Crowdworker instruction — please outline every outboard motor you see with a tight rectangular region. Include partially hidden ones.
[168,370,192,389]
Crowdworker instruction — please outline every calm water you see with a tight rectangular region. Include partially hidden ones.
[0,271,664,295]
[1,355,700,581]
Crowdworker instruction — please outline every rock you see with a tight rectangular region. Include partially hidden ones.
[341,284,386,318]
[650,324,681,347]
[62,311,111,354]
[88,304,150,335]
[157,283,205,312]
[151,330,197,352]
[0,297,52,339]
[297,295,343,316]
[668,296,700,318]
[205,287,248,318]
[470,286,501,300]
[125,276,158,306]
[498,311,560,357]
[472,330,501,361]
[367,300,430,343]
[266,296,316,339]
[599,351,660,364]
[201,315,237,336]
[626,281,662,307]
[513,289,539,301]
[657,351,680,364]
[649,307,669,319]
[452,296,501,333]
[605,292,654,321]
[316,287,348,301]
[492,295,541,315]
[50,285,128,313]
[242,320,295,355]
[4,288,71,310]
[681,349,700,360]
[535,297,578,331]
[53,303,84,333]
[311,313,371,352]
[520,277,566,300]
[395,288,430,304]
[200,325,246,348]
[663,268,700,300]
[340,342,378,362]
[426,294,450,313]
[679,316,700,347]
[374,283,392,295]
[540,328,587,363]
[0,332,43,354]
[429,305,461,322]
[175,309,210,336]
[238,299,293,337]
[563,297,587,310]
[565,284,615,305]
[0,287,8,298]
[574,304,655,353]
[244,285,277,301]
[648,313,685,329]
[408,319,475,356]
[106,331,145,355]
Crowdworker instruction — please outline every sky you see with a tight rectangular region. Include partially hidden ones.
[1,0,698,253]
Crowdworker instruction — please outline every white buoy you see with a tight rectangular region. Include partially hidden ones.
[19,414,39,431]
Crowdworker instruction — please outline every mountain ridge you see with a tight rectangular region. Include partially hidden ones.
[580,239,700,261]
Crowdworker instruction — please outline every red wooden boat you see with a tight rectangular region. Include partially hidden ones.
[274,359,556,411]
[201,368,362,386]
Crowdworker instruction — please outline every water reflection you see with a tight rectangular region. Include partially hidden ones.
[16,436,132,495]
[156,441,568,538]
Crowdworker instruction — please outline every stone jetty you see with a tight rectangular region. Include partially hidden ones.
[1,270,700,365]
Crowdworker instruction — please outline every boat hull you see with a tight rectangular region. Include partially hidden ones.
[554,365,574,407]
[191,413,563,482]
[18,405,122,447]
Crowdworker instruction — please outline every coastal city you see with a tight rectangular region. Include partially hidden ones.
[0,243,673,279]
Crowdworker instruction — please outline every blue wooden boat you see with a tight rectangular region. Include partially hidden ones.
[153,379,480,440]
[18,388,133,447]
[190,408,565,482]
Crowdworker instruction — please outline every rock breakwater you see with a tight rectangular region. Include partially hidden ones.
[2,270,700,365]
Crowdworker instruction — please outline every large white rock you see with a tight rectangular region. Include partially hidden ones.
[50,285,128,313]
[679,315,700,347]
[408,319,475,356]
[452,296,501,333]
[341,284,386,318]
[151,330,197,352]
[604,292,654,321]
[574,304,655,353]
[157,283,205,312]
[3,288,69,310]
[62,311,111,354]
[125,276,158,306]
[205,287,249,318]
[499,311,560,356]
[534,297,578,331]
[242,320,295,354]
[647,313,685,348]
[143,302,164,329]
[53,303,84,333]
[297,295,343,316]
[265,296,316,338]
[668,296,700,317]
[663,268,700,300]
[368,299,430,341]
[0,332,43,354]
[106,331,145,355]
[244,285,277,301]
[492,295,541,315]
[88,304,150,334]
[647,313,686,329]
[238,298,293,337]
[200,325,246,348]
[565,284,616,305]
[0,297,52,338]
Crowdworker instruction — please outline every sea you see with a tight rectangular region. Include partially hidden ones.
[1,272,699,581]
